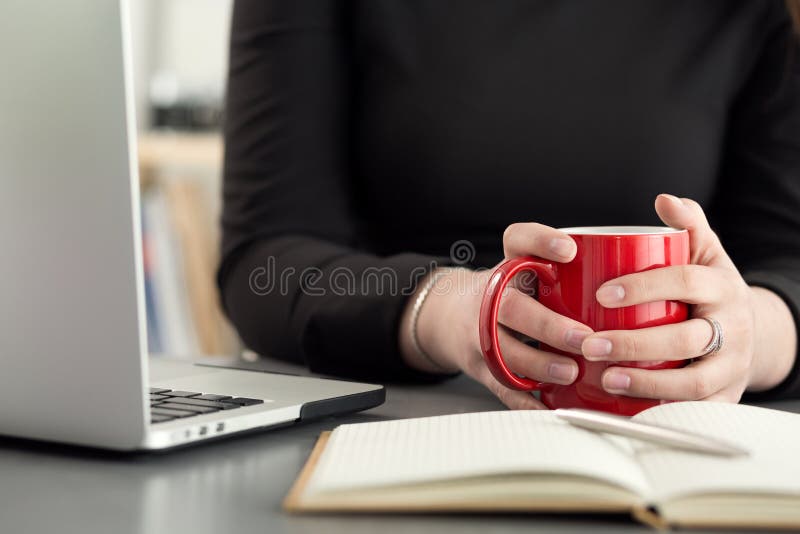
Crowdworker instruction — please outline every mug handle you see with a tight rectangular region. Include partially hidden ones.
[479,257,564,391]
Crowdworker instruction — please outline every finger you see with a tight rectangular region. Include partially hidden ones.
[599,357,736,401]
[503,222,577,262]
[473,363,549,410]
[582,319,716,362]
[498,326,579,385]
[595,264,730,308]
[654,194,735,269]
[498,286,593,353]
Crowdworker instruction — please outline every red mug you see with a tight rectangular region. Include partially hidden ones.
[479,226,690,415]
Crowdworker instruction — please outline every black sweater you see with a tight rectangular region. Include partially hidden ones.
[219,0,800,399]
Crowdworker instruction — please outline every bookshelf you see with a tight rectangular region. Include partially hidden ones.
[138,131,239,357]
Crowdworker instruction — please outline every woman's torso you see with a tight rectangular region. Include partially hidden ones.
[348,0,774,266]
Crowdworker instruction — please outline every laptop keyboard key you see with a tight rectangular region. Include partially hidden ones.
[195,394,232,401]
[150,394,169,401]
[228,397,264,406]
[151,414,175,424]
[150,388,171,394]
[163,390,202,398]
[162,397,239,411]
[158,402,218,414]
[152,407,197,418]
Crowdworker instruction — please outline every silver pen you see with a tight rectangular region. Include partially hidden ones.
[555,408,750,457]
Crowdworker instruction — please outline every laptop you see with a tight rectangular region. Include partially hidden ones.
[0,0,385,451]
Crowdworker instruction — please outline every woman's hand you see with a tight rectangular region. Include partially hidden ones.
[399,223,593,410]
[581,194,796,402]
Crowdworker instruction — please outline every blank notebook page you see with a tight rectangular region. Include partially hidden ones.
[304,410,651,497]
[632,402,800,501]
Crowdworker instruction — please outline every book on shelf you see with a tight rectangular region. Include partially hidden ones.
[141,187,200,356]
[139,172,239,356]
[141,206,163,354]
[164,180,235,356]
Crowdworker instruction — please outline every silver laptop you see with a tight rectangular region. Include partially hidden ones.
[0,0,384,451]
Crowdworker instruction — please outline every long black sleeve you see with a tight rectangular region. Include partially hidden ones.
[219,1,446,381]
[710,6,800,400]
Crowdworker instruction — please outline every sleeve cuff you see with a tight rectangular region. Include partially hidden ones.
[299,252,461,384]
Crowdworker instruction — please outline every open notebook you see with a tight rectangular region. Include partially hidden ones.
[284,402,800,530]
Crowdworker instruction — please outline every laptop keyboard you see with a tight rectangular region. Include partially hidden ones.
[149,388,263,424]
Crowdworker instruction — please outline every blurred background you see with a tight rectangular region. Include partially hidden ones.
[130,0,239,358]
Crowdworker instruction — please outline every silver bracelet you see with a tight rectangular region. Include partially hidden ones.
[410,269,453,372]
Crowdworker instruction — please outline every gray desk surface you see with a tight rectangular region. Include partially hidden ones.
[1,357,797,534]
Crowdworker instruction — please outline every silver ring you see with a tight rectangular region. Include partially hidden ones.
[698,317,724,357]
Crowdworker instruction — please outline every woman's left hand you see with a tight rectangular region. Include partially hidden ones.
[580,194,758,403]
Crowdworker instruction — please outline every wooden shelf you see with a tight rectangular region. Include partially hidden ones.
[138,131,223,187]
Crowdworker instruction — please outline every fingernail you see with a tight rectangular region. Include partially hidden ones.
[603,371,631,393]
[549,237,575,259]
[662,193,687,210]
[596,285,625,304]
[582,337,612,360]
[565,329,591,351]
[548,362,578,383]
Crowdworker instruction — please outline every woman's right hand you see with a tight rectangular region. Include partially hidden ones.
[400,223,594,409]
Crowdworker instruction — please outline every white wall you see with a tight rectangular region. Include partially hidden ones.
[130,0,233,130]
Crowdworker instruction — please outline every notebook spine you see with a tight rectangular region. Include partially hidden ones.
[631,505,669,531]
